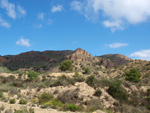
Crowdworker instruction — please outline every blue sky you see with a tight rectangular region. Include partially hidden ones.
[0,0,150,60]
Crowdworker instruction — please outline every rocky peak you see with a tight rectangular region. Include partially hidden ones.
[65,48,96,63]
[74,48,92,57]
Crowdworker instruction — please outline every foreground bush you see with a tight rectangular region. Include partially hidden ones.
[86,75,95,87]
[28,71,40,81]
[14,108,34,113]
[59,60,73,71]
[83,67,91,74]
[19,98,27,105]
[107,80,128,102]
[124,68,142,82]
[94,89,102,97]
[39,92,53,104]
[9,98,16,104]
[65,104,80,112]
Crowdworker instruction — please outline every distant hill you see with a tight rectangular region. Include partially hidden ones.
[97,54,132,68]
[0,48,132,70]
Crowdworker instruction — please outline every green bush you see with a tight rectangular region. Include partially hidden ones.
[50,75,75,87]
[42,98,63,109]
[86,75,95,87]
[19,98,27,105]
[9,98,16,104]
[14,108,34,113]
[84,67,91,74]
[107,80,128,101]
[65,104,80,112]
[0,91,3,98]
[124,68,142,82]
[94,89,102,97]
[28,71,40,81]
[39,92,53,104]
[59,60,73,71]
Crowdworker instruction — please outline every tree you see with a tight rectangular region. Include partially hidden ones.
[59,60,73,71]
[124,68,142,82]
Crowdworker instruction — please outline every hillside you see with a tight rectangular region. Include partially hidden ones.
[0,48,150,113]
[98,54,131,68]
[0,48,131,71]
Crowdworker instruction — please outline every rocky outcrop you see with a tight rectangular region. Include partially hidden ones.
[65,48,98,63]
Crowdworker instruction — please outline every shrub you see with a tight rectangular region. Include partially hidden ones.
[59,60,73,71]
[9,98,16,104]
[19,98,27,105]
[28,71,40,81]
[65,104,80,112]
[42,98,63,109]
[57,90,79,104]
[0,104,5,111]
[124,68,142,82]
[84,67,91,74]
[0,91,3,98]
[50,75,75,87]
[14,108,34,113]
[84,99,102,112]
[39,92,53,104]
[107,80,128,102]
[94,89,102,97]
[86,75,95,87]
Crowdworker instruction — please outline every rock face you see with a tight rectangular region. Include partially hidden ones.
[65,48,98,63]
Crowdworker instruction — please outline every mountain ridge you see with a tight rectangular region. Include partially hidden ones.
[0,48,131,70]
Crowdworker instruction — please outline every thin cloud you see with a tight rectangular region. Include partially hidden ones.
[107,43,128,49]
[17,5,26,17]
[0,0,26,19]
[33,24,42,29]
[51,5,63,13]
[0,16,10,28]
[103,20,124,32]
[130,49,150,61]
[16,37,30,47]
[71,1,83,12]
[38,13,44,20]
[1,0,16,19]
[47,19,52,25]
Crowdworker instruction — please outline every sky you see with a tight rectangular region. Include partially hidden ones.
[0,0,150,60]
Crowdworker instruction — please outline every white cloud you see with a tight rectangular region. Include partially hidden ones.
[1,0,16,19]
[0,16,10,28]
[17,5,26,17]
[33,24,42,29]
[71,0,150,31]
[51,5,63,13]
[107,43,128,49]
[38,13,44,20]
[103,20,124,32]
[130,49,150,61]
[0,0,26,19]
[71,1,83,12]
[16,37,30,47]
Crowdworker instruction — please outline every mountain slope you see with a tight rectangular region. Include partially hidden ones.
[98,54,132,68]
[0,49,132,71]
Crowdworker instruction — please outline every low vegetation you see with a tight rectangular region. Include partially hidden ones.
[59,60,73,71]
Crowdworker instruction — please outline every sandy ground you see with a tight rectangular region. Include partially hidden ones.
[0,101,73,113]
